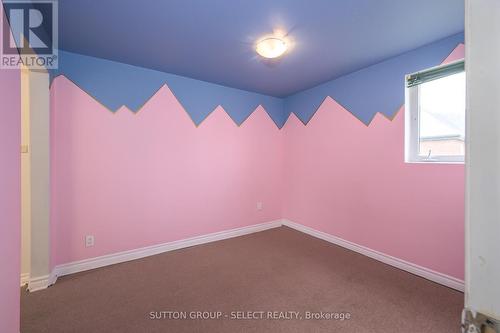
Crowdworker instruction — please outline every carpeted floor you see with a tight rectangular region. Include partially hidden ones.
[21,226,463,332]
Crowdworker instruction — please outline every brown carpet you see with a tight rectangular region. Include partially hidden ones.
[21,227,463,333]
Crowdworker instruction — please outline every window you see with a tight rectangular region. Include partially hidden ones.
[405,60,465,163]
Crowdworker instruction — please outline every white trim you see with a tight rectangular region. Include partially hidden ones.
[405,83,420,162]
[20,273,30,287]
[282,219,465,292]
[42,219,463,293]
[404,72,465,164]
[52,220,283,279]
[27,271,57,292]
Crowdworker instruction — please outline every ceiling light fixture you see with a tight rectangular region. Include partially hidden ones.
[256,37,288,59]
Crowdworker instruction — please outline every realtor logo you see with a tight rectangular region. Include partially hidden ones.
[1,0,58,69]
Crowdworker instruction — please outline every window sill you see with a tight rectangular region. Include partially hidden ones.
[405,159,464,165]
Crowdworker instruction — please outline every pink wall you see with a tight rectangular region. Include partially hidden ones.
[51,45,465,283]
[0,69,21,332]
[282,45,466,280]
[51,77,283,265]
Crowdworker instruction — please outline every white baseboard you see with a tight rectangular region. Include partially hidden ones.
[20,273,30,287]
[27,271,57,292]
[52,220,283,279]
[41,218,463,293]
[282,219,465,292]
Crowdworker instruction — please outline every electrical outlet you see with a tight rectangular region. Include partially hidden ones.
[256,202,263,211]
[85,235,94,247]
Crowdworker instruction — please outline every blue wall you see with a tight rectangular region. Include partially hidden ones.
[285,33,464,125]
[49,52,287,127]
[50,33,463,128]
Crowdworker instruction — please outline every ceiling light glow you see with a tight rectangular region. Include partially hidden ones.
[256,37,287,59]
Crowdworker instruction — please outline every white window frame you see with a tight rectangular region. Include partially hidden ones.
[404,60,465,164]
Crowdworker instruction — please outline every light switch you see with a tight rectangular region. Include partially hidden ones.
[20,145,29,153]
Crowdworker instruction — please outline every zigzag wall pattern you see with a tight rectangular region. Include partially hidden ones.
[49,33,463,128]
[49,34,465,281]
[279,39,466,281]
[50,39,465,278]
[50,75,285,266]
[286,33,464,125]
[49,51,287,128]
